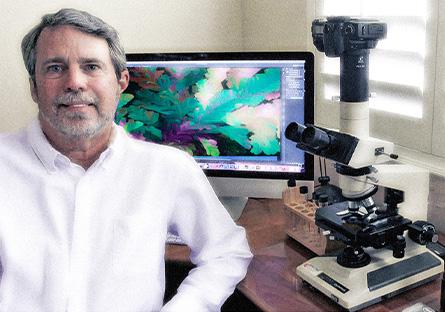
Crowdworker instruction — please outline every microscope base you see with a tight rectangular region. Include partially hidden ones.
[297,243,444,311]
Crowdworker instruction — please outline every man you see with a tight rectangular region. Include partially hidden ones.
[0,8,252,311]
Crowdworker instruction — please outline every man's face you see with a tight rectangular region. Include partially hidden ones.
[31,25,129,139]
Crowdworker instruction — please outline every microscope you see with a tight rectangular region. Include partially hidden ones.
[286,17,444,311]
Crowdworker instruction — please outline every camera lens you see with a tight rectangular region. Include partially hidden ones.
[345,24,355,35]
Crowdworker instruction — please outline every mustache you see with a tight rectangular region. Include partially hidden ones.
[54,92,97,107]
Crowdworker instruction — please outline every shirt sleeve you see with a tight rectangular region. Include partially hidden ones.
[161,153,253,312]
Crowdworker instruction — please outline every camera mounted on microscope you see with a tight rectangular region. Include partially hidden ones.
[311,17,387,102]
[312,16,387,57]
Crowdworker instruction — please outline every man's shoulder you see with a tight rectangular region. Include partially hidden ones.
[0,129,29,167]
[0,129,27,150]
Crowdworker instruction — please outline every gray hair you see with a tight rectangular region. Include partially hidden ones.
[21,8,127,82]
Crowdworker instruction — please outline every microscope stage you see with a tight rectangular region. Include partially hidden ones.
[297,242,444,311]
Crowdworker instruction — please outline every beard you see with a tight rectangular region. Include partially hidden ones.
[39,92,116,139]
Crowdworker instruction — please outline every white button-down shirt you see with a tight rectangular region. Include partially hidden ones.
[0,120,252,312]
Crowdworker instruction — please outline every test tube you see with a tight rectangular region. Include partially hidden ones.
[299,186,309,202]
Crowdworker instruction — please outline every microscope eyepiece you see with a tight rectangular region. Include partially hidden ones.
[301,126,333,151]
[285,122,359,165]
[285,123,334,152]
[284,122,306,143]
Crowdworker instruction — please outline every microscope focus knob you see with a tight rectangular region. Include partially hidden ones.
[393,235,406,258]
[408,221,438,245]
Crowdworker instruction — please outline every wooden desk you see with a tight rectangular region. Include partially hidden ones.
[166,198,443,311]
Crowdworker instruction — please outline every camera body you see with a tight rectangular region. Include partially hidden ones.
[311,16,386,102]
[312,16,386,57]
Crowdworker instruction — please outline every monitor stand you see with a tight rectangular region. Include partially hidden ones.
[218,196,249,221]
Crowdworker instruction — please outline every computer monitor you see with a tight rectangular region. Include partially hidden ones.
[116,52,314,219]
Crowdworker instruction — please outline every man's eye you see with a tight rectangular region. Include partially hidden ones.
[85,64,100,71]
[47,65,63,73]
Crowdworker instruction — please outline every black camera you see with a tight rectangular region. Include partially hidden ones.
[311,16,387,102]
[312,16,387,57]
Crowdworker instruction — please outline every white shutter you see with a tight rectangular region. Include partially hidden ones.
[432,0,445,158]
[314,0,437,153]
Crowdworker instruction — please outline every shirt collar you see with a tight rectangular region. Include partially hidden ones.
[94,123,127,170]
[26,119,127,173]
[27,119,64,173]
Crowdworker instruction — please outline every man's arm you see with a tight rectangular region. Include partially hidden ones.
[162,154,253,312]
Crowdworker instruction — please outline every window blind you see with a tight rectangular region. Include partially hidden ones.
[431,0,445,158]
[314,0,437,153]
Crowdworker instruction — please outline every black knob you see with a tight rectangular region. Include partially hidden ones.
[318,194,329,207]
[408,221,438,245]
[392,235,406,258]
[385,188,404,211]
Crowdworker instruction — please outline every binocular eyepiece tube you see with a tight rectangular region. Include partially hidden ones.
[285,122,334,152]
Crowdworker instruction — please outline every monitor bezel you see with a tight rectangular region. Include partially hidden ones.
[125,51,314,181]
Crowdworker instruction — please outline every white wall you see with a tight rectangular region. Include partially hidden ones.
[0,0,244,132]
[241,0,310,51]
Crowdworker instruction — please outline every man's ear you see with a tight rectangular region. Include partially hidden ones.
[29,78,39,103]
[118,69,130,93]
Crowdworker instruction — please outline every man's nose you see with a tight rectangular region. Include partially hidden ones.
[64,67,87,92]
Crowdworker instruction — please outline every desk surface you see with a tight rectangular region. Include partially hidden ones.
[166,198,443,311]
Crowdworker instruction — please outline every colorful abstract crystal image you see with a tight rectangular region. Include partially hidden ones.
[115,66,281,158]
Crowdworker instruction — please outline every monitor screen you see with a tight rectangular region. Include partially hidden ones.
[116,52,314,182]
